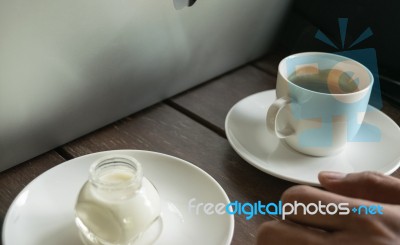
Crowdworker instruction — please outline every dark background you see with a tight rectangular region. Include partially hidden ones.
[271,0,400,106]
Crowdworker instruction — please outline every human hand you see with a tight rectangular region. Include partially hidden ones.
[256,171,400,244]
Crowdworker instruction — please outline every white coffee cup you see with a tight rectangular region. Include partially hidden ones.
[267,52,374,156]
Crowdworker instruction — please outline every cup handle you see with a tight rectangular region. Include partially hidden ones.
[266,96,295,138]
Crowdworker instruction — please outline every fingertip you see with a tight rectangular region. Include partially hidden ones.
[319,171,346,182]
[281,185,316,203]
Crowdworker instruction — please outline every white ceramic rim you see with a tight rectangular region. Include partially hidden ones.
[278,52,374,96]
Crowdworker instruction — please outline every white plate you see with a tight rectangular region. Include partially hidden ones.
[225,90,400,186]
[2,150,234,245]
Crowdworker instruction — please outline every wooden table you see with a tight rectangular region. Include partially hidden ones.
[1,52,399,245]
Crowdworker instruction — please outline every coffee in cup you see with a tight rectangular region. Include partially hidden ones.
[267,52,373,156]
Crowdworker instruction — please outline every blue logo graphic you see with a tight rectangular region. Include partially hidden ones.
[284,18,382,148]
[315,18,382,109]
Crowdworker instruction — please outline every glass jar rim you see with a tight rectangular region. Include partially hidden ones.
[89,154,143,190]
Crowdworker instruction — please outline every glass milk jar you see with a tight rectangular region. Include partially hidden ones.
[75,155,161,245]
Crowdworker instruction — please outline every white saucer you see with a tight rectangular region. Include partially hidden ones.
[225,90,400,186]
[2,150,234,245]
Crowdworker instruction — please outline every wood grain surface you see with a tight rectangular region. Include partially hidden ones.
[252,51,288,76]
[170,65,276,133]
